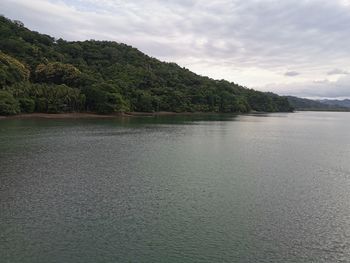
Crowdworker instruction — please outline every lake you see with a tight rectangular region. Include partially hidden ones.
[1,112,349,263]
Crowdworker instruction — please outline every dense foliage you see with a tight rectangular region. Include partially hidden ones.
[0,16,293,115]
[0,90,20,115]
[0,52,30,86]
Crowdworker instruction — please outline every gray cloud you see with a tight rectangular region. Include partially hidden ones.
[285,71,300,77]
[327,68,349,75]
[1,0,350,98]
[264,75,350,99]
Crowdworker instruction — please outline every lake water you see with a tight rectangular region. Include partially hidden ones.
[1,112,350,263]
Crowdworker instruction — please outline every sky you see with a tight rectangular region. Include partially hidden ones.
[1,0,350,99]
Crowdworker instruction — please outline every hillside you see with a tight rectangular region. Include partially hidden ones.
[286,96,349,111]
[0,16,293,115]
[320,99,350,109]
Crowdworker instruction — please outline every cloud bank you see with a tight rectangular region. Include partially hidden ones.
[1,0,350,98]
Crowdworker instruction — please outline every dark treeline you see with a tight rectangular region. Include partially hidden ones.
[0,16,293,115]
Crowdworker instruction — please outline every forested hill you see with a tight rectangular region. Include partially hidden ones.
[286,96,350,111]
[0,16,293,115]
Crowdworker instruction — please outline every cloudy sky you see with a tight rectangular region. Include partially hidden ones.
[2,0,350,98]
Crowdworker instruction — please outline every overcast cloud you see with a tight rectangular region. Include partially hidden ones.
[1,0,350,98]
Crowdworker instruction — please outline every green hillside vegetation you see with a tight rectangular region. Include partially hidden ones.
[0,16,293,115]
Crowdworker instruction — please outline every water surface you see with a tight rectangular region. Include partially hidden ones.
[1,112,350,262]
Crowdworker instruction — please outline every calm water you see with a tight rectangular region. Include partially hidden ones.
[1,112,350,263]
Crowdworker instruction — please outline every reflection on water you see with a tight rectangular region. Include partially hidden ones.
[1,112,350,263]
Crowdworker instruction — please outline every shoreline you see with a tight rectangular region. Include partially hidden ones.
[0,110,301,120]
[0,111,225,120]
[0,112,117,120]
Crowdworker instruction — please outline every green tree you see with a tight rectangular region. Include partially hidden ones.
[18,97,35,113]
[0,52,30,87]
[35,62,81,86]
[0,90,20,115]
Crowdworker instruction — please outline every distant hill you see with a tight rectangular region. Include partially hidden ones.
[0,15,292,115]
[286,96,350,111]
[320,99,350,108]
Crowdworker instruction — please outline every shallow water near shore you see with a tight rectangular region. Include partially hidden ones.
[1,112,350,263]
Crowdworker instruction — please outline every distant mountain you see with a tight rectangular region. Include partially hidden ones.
[319,99,350,108]
[0,15,293,115]
[285,96,350,111]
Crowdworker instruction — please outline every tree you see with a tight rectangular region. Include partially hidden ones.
[0,52,30,87]
[18,97,35,113]
[35,62,81,86]
[82,84,128,114]
[0,90,20,115]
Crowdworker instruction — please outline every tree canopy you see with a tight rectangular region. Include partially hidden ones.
[0,16,293,115]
